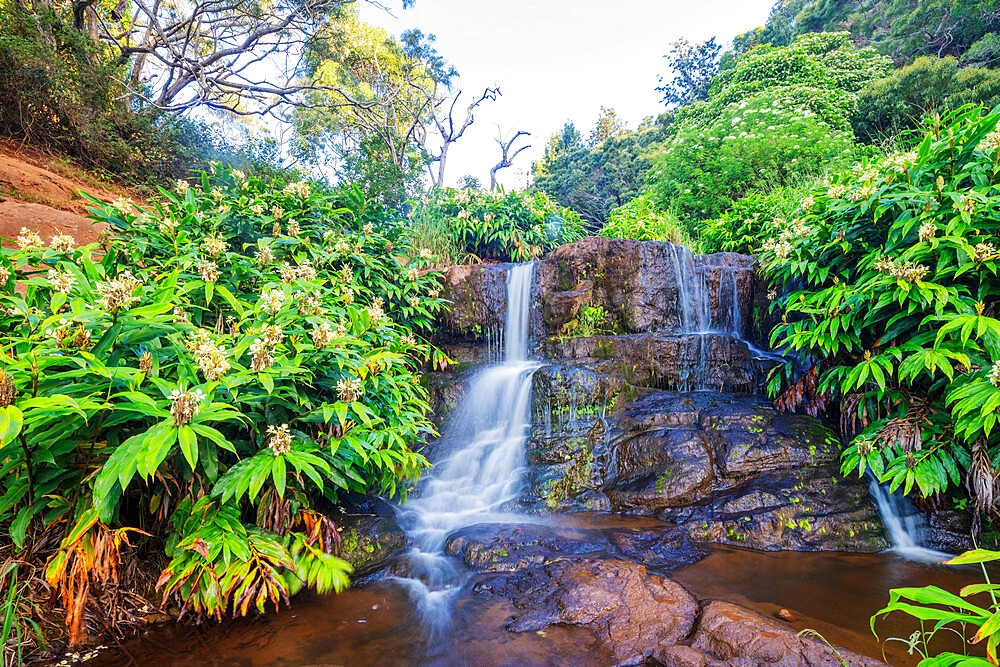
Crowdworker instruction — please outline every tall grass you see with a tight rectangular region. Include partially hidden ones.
[2,561,43,667]
[405,198,466,266]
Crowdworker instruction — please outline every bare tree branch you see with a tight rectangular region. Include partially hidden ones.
[490,128,530,191]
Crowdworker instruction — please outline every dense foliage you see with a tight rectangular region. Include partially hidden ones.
[597,195,703,251]
[649,91,857,222]
[407,187,586,263]
[531,111,672,225]
[0,166,445,644]
[853,55,1000,144]
[760,107,1000,524]
[734,0,1000,66]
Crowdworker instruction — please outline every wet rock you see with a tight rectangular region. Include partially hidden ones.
[541,333,768,394]
[606,429,714,510]
[690,600,887,666]
[665,469,888,552]
[544,279,593,333]
[699,402,840,479]
[435,263,509,362]
[478,558,698,666]
[649,645,726,667]
[446,522,705,574]
[534,237,758,338]
[927,509,975,553]
[328,494,406,577]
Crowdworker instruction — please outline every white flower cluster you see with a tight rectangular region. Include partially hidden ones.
[197,261,219,283]
[255,244,274,265]
[97,270,141,313]
[204,236,227,257]
[47,268,76,294]
[873,257,929,283]
[336,377,363,402]
[169,388,206,426]
[919,222,936,242]
[260,288,285,314]
[975,242,997,262]
[186,330,230,381]
[312,320,334,348]
[267,424,291,456]
[989,360,1000,387]
[250,338,274,372]
[51,234,75,253]
[283,181,310,198]
[16,227,43,251]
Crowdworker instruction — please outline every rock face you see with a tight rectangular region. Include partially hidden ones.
[477,558,698,666]
[429,237,889,552]
[526,391,888,552]
[532,237,758,339]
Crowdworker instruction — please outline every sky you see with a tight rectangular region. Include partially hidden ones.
[358,0,776,188]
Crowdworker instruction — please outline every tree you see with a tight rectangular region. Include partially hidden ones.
[735,0,1000,65]
[589,106,626,145]
[490,128,530,190]
[422,87,501,187]
[532,115,671,226]
[852,55,1000,143]
[656,37,722,107]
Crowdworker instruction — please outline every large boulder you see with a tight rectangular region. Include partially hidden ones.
[520,392,888,552]
[684,601,887,667]
[477,558,698,666]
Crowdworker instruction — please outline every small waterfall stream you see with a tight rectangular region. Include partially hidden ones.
[393,262,539,631]
[867,475,951,561]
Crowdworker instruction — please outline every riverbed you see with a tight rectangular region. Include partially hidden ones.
[96,516,979,667]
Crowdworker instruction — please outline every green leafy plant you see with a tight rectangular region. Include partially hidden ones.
[759,105,1000,521]
[0,164,446,645]
[408,186,586,263]
[1,561,44,667]
[872,548,1000,665]
[598,194,704,251]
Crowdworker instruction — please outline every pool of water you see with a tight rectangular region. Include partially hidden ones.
[95,514,981,667]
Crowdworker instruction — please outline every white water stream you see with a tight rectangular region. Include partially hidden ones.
[393,262,539,631]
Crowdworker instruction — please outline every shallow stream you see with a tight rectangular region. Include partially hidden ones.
[98,512,980,666]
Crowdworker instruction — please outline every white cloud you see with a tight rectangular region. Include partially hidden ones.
[359,0,774,188]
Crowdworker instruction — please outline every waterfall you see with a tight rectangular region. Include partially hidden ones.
[866,474,951,562]
[668,243,711,334]
[393,262,539,631]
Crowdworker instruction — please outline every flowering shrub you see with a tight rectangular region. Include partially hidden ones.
[759,106,1000,525]
[683,32,892,133]
[648,92,857,221]
[0,165,445,642]
[408,187,586,263]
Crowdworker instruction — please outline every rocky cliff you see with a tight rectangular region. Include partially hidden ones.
[427,236,888,553]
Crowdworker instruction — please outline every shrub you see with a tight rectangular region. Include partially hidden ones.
[648,92,857,221]
[0,165,445,644]
[598,195,703,252]
[682,32,892,133]
[407,187,586,263]
[759,106,1000,521]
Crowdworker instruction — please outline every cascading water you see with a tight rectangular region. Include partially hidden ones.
[392,262,539,632]
[867,475,951,562]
